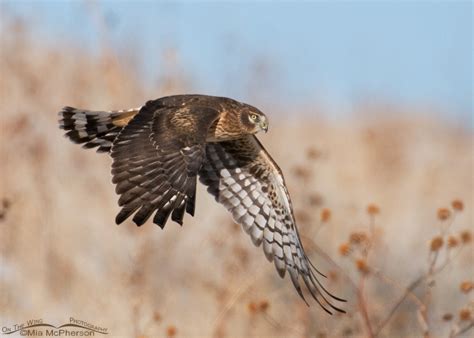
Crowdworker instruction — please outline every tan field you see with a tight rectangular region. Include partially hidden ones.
[1,18,473,338]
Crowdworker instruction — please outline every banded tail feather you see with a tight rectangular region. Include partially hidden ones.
[58,106,140,153]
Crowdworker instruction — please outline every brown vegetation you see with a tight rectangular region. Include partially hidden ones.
[1,17,473,337]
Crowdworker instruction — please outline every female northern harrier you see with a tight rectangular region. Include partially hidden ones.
[58,94,345,313]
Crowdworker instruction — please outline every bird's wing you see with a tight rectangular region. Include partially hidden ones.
[111,99,220,227]
[199,135,345,313]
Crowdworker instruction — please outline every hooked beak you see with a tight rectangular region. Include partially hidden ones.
[260,120,268,133]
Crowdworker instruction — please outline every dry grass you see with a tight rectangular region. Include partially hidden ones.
[1,17,473,337]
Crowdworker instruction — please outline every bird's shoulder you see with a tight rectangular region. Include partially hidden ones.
[141,94,240,113]
[220,135,285,178]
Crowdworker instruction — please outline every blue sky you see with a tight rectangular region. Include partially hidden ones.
[4,1,473,119]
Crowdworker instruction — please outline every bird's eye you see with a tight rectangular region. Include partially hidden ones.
[250,114,258,121]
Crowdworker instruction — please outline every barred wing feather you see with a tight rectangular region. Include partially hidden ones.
[199,136,345,313]
[111,100,219,228]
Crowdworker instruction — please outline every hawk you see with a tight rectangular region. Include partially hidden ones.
[58,95,345,313]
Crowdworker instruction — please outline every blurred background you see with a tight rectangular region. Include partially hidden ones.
[0,1,472,337]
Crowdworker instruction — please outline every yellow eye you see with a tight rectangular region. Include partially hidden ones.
[250,114,258,121]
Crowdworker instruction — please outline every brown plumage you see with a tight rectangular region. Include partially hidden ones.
[58,94,345,313]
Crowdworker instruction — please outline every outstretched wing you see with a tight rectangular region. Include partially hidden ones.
[199,136,345,313]
[111,99,219,227]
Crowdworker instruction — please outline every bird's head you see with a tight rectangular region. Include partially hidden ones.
[240,105,269,134]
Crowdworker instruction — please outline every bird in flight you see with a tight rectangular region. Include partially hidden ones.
[58,94,345,313]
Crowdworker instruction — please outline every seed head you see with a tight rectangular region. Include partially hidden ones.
[328,270,339,282]
[355,258,370,275]
[295,210,310,224]
[338,243,351,256]
[349,231,369,245]
[292,166,311,179]
[248,301,258,314]
[2,198,10,209]
[442,313,453,321]
[437,208,451,221]
[447,235,459,248]
[460,230,472,244]
[320,208,331,222]
[460,281,474,294]
[309,193,323,206]
[451,199,464,211]
[459,308,471,321]
[166,326,177,337]
[430,236,444,252]
[153,311,161,322]
[306,147,321,160]
[367,204,380,216]
[259,300,269,312]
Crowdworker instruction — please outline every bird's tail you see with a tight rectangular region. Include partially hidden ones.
[58,106,140,153]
